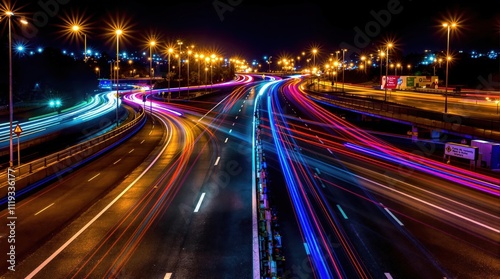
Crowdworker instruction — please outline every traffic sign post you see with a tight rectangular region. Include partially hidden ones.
[14,124,22,166]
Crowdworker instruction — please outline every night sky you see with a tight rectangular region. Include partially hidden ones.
[2,0,499,61]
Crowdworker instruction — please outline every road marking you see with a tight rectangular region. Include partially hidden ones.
[336,204,348,219]
[194,193,206,212]
[35,203,54,216]
[140,139,145,144]
[88,173,100,182]
[214,156,220,166]
[113,159,121,165]
[229,129,232,133]
[164,273,172,279]
[128,149,135,153]
[381,204,404,226]
[235,116,238,119]
[224,138,228,143]
[384,273,393,279]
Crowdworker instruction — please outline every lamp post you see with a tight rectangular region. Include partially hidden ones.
[149,41,155,115]
[5,11,27,167]
[177,40,183,98]
[72,25,87,61]
[443,22,456,113]
[210,54,215,89]
[115,29,122,127]
[341,48,347,93]
[196,53,201,84]
[187,49,192,94]
[167,48,173,97]
[384,43,393,102]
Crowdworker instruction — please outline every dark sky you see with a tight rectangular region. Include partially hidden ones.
[3,0,499,62]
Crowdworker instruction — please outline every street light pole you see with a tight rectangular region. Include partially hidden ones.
[187,49,191,94]
[149,41,155,115]
[384,43,392,102]
[177,40,183,98]
[7,12,14,167]
[115,29,122,127]
[341,49,346,93]
[443,22,456,113]
[168,48,173,97]
[6,11,27,167]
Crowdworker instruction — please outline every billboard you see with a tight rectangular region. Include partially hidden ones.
[381,76,401,89]
[381,76,438,90]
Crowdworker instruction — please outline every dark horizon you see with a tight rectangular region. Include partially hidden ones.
[1,0,499,62]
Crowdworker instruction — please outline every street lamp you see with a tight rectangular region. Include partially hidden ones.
[149,40,155,115]
[341,48,347,93]
[187,48,192,94]
[115,29,122,127]
[210,54,215,88]
[167,47,173,97]
[71,25,87,61]
[5,10,28,167]
[177,40,183,98]
[384,43,393,102]
[443,22,457,113]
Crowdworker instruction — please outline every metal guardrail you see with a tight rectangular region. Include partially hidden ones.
[308,92,500,142]
[0,104,146,200]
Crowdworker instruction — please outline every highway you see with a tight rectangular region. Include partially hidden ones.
[0,74,498,278]
[257,77,499,278]
[0,76,262,278]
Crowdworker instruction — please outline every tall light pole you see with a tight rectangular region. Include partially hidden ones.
[384,43,393,102]
[312,48,317,85]
[71,25,87,61]
[115,29,122,127]
[341,48,347,93]
[5,11,27,167]
[167,48,173,97]
[187,49,192,94]
[210,54,215,89]
[177,40,183,98]
[335,51,340,90]
[149,41,155,115]
[443,22,456,114]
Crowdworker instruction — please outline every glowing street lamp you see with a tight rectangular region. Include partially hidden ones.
[177,40,183,98]
[341,48,347,93]
[71,25,87,61]
[187,48,192,94]
[115,29,122,127]
[443,22,457,113]
[149,40,155,115]
[167,47,173,97]
[4,10,28,167]
[384,43,393,102]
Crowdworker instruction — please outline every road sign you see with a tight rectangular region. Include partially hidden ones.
[14,124,23,136]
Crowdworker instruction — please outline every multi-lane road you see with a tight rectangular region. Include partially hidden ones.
[1,74,498,278]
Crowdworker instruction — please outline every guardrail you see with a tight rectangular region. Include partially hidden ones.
[0,102,146,203]
[308,91,500,142]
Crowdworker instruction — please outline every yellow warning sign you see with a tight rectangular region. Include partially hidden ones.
[14,124,23,135]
